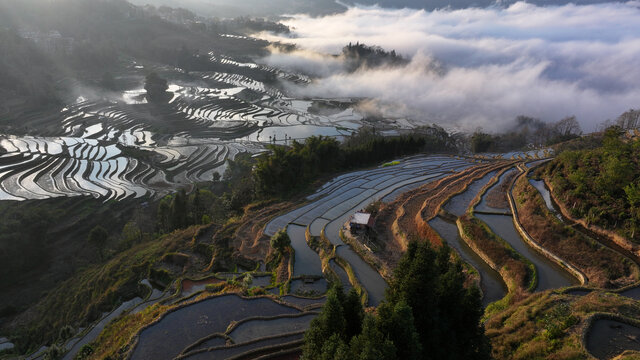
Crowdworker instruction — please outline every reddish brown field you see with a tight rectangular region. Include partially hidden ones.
[372,161,512,270]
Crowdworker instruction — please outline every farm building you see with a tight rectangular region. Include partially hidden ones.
[349,212,374,231]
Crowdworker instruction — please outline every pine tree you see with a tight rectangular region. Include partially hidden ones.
[348,315,397,360]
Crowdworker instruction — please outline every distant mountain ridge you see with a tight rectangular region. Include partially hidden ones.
[128,0,627,18]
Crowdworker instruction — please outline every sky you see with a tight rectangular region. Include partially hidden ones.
[257,2,640,132]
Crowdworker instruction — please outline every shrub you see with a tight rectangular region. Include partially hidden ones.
[270,229,291,254]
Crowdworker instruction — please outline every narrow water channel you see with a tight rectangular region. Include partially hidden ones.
[529,177,640,297]
[287,225,323,277]
[475,213,578,290]
[443,170,497,217]
[529,179,562,219]
[429,217,506,306]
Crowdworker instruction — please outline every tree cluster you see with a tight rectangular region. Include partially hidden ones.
[303,241,490,360]
[156,153,255,233]
[254,126,456,196]
[342,42,408,72]
[470,115,583,153]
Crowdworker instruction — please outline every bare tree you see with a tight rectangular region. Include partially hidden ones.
[616,109,640,130]
[554,116,582,137]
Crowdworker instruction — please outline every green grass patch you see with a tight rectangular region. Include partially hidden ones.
[382,160,400,167]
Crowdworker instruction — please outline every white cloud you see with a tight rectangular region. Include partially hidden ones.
[258,2,640,132]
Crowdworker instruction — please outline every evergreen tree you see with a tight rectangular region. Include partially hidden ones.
[348,315,397,360]
[170,189,188,230]
[88,225,108,260]
[303,240,490,360]
[377,300,422,360]
[343,288,364,339]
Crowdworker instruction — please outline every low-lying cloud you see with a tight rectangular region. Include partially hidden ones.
[258,2,640,132]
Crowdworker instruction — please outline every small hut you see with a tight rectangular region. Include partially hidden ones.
[349,212,374,232]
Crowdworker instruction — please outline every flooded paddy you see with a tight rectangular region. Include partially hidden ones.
[620,286,640,300]
[475,170,578,291]
[281,295,326,308]
[63,297,144,360]
[228,313,317,343]
[444,170,498,217]
[290,278,328,296]
[181,277,225,297]
[529,179,562,219]
[287,225,323,277]
[130,294,300,360]
[182,332,304,360]
[329,259,353,291]
[0,53,375,202]
[586,319,640,359]
[475,169,517,212]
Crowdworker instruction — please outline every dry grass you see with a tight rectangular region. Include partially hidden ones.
[485,290,640,360]
[233,201,297,261]
[485,171,517,209]
[514,177,639,288]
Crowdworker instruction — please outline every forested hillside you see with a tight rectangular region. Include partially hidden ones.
[540,127,640,242]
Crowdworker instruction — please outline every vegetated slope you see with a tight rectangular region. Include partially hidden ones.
[0,197,144,315]
[5,225,204,354]
[485,289,640,360]
[514,176,639,288]
[539,127,640,243]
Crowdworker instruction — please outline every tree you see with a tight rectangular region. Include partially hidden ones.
[348,315,397,360]
[303,286,351,359]
[616,109,640,130]
[553,116,582,140]
[270,229,291,254]
[470,132,494,153]
[343,288,364,339]
[144,72,169,102]
[120,221,142,248]
[384,241,490,360]
[170,189,188,230]
[376,300,422,360]
[88,226,108,260]
[304,241,489,360]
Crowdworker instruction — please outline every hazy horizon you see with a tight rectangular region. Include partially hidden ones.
[253,2,640,132]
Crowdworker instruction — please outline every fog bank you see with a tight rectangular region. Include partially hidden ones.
[259,2,640,132]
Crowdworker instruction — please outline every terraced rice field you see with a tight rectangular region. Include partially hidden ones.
[0,52,365,201]
[476,171,579,291]
[129,294,321,360]
[265,155,480,305]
